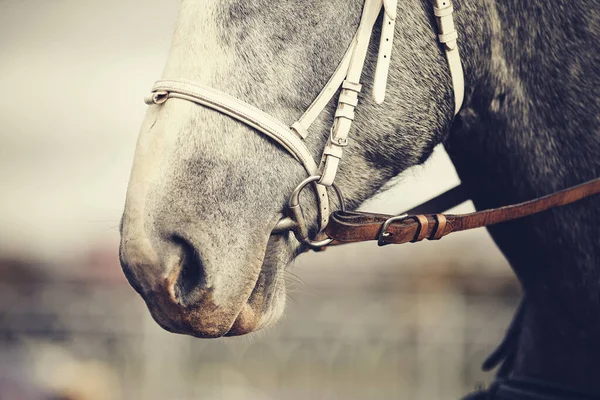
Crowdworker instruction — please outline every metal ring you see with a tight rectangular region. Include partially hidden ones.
[289,176,321,208]
[305,236,335,249]
[287,175,345,250]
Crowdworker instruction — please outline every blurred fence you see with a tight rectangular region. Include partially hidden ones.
[0,254,520,400]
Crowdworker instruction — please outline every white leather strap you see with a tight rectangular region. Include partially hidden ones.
[383,0,397,19]
[146,79,331,229]
[434,0,464,115]
[342,81,363,92]
[338,93,359,107]
[292,33,358,138]
[373,0,397,104]
[148,80,312,164]
[319,0,384,186]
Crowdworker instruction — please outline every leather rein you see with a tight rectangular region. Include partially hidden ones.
[143,0,600,250]
[326,177,600,247]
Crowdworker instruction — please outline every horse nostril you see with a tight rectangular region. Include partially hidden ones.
[170,235,207,306]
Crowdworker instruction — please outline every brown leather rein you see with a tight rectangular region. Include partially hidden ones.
[321,177,600,247]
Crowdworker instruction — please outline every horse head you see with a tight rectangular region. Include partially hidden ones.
[119,0,458,338]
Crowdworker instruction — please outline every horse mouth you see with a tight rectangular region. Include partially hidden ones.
[120,210,292,339]
[147,309,261,339]
[139,238,287,339]
[225,303,264,336]
[141,289,265,338]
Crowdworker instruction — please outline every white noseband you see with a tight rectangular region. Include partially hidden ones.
[145,0,464,247]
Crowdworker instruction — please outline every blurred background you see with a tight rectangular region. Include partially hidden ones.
[0,0,520,399]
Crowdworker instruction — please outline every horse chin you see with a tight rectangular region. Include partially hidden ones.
[226,249,288,337]
[143,268,286,338]
[225,291,285,337]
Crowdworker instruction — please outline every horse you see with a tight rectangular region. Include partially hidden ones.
[119,0,600,398]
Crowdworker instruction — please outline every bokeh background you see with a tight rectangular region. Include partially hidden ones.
[0,1,520,399]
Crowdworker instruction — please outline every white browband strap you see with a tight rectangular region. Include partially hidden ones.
[145,0,464,234]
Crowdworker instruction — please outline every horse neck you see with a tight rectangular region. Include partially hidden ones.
[450,0,600,393]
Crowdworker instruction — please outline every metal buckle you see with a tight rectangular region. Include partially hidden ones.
[377,214,409,246]
[286,175,346,250]
[329,128,349,147]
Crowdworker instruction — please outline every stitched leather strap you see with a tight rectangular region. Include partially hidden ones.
[319,0,384,186]
[325,177,600,246]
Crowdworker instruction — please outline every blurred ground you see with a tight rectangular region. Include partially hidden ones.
[0,1,518,399]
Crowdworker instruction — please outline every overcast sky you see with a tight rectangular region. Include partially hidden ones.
[0,0,505,269]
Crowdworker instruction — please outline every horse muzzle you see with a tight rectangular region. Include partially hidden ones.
[119,223,266,338]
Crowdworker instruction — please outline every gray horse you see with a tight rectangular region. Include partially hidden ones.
[120,0,600,398]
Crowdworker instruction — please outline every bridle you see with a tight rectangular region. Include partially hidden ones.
[145,0,463,248]
[144,0,600,250]
[144,2,600,397]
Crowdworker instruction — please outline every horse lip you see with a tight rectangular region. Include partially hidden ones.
[144,293,260,338]
[144,297,261,338]
[225,303,261,336]
[141,282,238,339]
[147,304,234,339]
